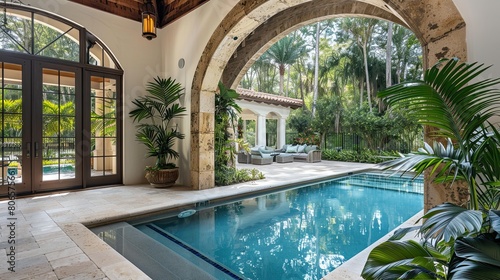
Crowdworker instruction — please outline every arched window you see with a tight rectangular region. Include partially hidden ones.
[0,3,123,195]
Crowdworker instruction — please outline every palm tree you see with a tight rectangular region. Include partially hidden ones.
[338,18,379,113]
[361,58,500,279]
[266,34,308,96]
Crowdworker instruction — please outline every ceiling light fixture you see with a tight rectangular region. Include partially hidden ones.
[141,0,157,40]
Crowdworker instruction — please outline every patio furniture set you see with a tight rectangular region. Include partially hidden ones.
[238,144,322,165]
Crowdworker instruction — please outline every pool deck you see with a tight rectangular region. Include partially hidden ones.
[0,160,419,280]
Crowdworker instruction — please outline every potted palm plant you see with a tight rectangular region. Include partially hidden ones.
[129,77,186,187]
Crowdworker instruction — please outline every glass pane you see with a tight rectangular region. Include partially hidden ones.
[94,138,104,156]
[88,41,117,69]
[34,14,80,62]
[0,9,32,54]
[91,156,104,177]
[42,68,76,181]
[91,117,100,138]
[61,117,75,137]
[90,76,118,177]
[1,62,23,186]
[43,115,59,137]
[104,120,116,137]
[105,156,117,175]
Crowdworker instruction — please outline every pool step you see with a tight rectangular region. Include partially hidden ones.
[92,222,227,280]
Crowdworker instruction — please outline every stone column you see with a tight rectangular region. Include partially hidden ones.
[190,89,215,190]
[256,114,266,147]
[277,117,286,149]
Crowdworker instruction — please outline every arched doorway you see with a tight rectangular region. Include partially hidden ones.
[190,0,466,211]
[0,4,123,195]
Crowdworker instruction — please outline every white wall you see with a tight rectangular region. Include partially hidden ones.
[159,0,238,185]
[453,0,500,80]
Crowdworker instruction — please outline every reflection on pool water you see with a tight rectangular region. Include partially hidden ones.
[93,172,423,280]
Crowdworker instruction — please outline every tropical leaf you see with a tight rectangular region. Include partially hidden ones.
[490,210,500,234]
[420,203,483,244]
[378,138,464,184]
[379,58,500,143]
[361,240,447,280]
[448,235,500,279]
[390,226,421,241]
[129,77,185,169]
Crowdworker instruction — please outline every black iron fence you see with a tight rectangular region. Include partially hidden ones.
[286,132,423,153]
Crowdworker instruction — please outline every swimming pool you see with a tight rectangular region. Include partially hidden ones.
[93,172,423,280]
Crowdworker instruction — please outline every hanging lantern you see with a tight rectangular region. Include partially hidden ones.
[142,0,156,40]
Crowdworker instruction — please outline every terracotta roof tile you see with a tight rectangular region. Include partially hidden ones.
[236,88,303,109]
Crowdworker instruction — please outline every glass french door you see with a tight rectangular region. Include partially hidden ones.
[0,58,30,194]
[0,58,83,194]
[32,62,82,192]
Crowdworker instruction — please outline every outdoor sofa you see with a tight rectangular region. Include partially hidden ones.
[277,144,322,163]
[246,144,321,164]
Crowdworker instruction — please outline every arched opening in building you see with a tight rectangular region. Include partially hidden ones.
[190,0,466,211]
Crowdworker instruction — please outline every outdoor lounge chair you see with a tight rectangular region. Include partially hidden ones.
[237,151,252,164]
[250,147,274,165]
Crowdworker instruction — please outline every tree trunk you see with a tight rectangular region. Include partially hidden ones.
[286,65,290,97]
[386,21,393,89]
[312,22,320,116]
[279,64,285,95]
[362,43,372,113]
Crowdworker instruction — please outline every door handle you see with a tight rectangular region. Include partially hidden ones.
[26,142,31,158]
[34,142,39,158]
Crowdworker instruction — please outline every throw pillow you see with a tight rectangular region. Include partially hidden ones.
[286,145,298,153]
[304,145,313,153]
[298,144,308,153]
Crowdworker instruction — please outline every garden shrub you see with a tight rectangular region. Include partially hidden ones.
[322,149,398,164]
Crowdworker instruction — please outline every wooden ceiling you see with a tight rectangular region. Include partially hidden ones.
[69,0,210,28]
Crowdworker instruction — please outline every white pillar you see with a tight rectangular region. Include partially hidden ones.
[257,114,266,147]
[277,117,286,149]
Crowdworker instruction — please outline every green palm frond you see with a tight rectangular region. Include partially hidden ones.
[379,58,500,143]
[129,77,186,169]
[361,240,447,280]
[379,138,464,183]
[448,234,500,279]
[419,203,483,244]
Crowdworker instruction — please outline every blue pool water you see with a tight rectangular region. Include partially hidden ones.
[132,172,423,280]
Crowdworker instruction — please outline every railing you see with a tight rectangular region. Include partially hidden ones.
[286,132,423,153]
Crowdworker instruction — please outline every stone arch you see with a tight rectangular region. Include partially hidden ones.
[190,0,466,194]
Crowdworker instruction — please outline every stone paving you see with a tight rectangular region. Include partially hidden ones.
[0,160,385,279]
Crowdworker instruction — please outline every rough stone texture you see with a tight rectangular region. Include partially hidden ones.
[191,0,467,210]
[389,0,466,68]
[424,176,469,213]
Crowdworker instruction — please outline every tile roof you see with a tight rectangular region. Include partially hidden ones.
[236,88,303,109]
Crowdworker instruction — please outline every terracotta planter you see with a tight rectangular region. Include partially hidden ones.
[145,168,179,188]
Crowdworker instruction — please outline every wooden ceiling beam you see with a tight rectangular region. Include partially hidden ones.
[69,0,212,27]
[69,0,142,22]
